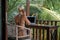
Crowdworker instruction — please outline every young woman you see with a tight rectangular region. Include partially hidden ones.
[14,6,32,40]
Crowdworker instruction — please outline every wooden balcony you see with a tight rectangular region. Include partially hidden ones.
[26,20,60,40]
[7,20,60,40]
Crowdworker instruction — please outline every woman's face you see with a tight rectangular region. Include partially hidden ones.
[18,8,24,15]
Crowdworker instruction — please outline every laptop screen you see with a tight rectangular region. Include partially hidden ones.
[27,16,36,24]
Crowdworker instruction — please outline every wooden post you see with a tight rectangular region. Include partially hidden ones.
[2,0,7,40]
[0,0,2,40]
[26,0,30,16]
[5,0,8,40]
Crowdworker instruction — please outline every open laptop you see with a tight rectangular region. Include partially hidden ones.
[27,16,36,25]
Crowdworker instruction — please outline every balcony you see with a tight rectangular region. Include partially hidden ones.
[26,20,60,40]
[8,20,60,40]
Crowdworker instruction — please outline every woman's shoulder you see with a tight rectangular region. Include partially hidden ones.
[14,14,19,19]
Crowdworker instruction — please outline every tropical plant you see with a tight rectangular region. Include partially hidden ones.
[7,0,60,23]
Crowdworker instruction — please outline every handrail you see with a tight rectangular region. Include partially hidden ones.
[36,20,60,22]
[36,19,60,26]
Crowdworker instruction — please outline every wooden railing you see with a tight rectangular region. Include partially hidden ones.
[36,20,60,26]
[26,20,60,40]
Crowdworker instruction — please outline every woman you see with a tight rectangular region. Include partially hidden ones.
[14,6,31,40]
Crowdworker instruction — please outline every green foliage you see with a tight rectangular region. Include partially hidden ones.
[43,0,60,13]
[39,10,56,20]
[30,6,41,16]
[7,0,60,24]
[7,0,26,23]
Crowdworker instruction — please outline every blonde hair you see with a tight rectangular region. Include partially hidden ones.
[17,5,25,10]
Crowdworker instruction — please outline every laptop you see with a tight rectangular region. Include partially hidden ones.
[27,16,36,25]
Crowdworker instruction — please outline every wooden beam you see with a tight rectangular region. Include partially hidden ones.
[5,0,8,40]
[26,0,30,16]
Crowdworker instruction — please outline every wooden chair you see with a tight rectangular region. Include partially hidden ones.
[15,25,31,40]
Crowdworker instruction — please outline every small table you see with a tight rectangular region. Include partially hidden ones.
[26,24,58,40]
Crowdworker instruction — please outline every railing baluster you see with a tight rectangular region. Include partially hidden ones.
[39,29,42,40]
[54,21,58,40]
[46,30,47,40]
[59,32,60,40]
[33,28,34,40]
[43,29,44,40]
[47,29,50,40]
[34,28,36,40]
[54,29,57,40]
[38,29,39,40]
[36,29,37,40]
[51,30,52,40]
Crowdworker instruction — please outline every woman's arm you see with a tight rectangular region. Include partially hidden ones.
[22,11,31,25]
[25,16,31,25]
